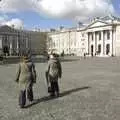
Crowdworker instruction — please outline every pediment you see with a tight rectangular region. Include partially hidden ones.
[86,20,109,29]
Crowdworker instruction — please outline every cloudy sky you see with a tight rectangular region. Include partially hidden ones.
[0,0,119,29]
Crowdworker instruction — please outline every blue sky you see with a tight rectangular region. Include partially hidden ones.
[0,0,120,29]
[112,0,120,13]
[7,12,76,29]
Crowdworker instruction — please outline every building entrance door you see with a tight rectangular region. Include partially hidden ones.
[106,44,110,55]
[91,45,94,56]
[98,44,101,54]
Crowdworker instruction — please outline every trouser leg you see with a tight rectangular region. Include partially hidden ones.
[19,90,26,108]
[50,82,55,96]
[27,85,33,102]
[54,81,59,96]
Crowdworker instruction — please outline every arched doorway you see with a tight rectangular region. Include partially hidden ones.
[106,44,110,55]
[91,45,94,56]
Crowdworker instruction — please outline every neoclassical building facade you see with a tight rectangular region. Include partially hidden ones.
[47,15,120,56]
[0,25,48,56]
[0,25,31,56]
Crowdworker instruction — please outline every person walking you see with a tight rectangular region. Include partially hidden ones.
[15,54,36,108]
[46,53,62,97]
[84,53,86,59]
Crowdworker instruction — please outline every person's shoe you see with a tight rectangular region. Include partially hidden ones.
[29,98,33,102]
[19,105,25,108]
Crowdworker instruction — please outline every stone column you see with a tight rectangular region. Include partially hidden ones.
[88,32,90,54]
[103,30,106,55]
[112,26,116,56]
[68,31,70,54]
[110,30,113,55]
[0,35,2,49]
[93,32,96,55]
[16,36,19,55]
[0,35,2,54]
[9,36,12,56]
[101,31,104,55]
[95,32,97,54]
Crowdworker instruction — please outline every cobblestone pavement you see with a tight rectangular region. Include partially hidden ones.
[0,57,120,120]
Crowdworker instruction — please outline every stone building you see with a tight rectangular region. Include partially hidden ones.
[47,15,120,56]
[0,25,30,56]
[0,25,48,56]
[29,31,47,55]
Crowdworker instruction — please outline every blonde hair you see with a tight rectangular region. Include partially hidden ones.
[20,55,28,62]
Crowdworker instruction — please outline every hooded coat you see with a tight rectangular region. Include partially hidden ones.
[46,57,62,84]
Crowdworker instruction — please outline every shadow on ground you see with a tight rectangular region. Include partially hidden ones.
[61,59,80,62]
[24,86,91,108]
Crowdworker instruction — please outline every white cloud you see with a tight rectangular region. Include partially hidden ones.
[38,0,115,22]
[0,0,115,22]
[0,0,35,12]
[2,18,24,29]
[0,15,24,29]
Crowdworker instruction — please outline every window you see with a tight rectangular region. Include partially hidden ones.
[98,44,101,53]
[62,40,64,47]
[99,32,101,40]
[92,34,93,41]
[3,36,8,44]
[82,33,84,37]
[81,39,84,41]
[82,43,84,46]
[107,30,110,40]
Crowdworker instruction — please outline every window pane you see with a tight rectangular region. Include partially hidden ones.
[99,32,101,40]
[107,31,110,40]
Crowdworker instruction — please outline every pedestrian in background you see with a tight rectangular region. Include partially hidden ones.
[0,54,4,64]
[15,54,36,108]
[45,53,62,97]
[84,53,86,59]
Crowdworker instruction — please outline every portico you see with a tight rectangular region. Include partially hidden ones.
[87,25,115,56]
[48,15,120,57]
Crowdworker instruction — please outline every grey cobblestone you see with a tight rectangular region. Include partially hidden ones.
[0,57,120,120]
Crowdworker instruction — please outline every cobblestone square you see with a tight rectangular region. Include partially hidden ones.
[0,57,120,120]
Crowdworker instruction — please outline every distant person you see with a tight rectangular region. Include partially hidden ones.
[95,52,96,56]
[45,53,62,97]
[61,50,64,57]
[91,53,93,57]
[0,54,4,64]
[84,53,86,59]
[15,55,36,108]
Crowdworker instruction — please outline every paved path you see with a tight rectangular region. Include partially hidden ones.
[0,57,120,120]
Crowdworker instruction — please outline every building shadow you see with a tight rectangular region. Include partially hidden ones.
[24,86,91,108]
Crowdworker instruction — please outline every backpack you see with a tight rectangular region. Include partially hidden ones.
[49,61,59,78]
